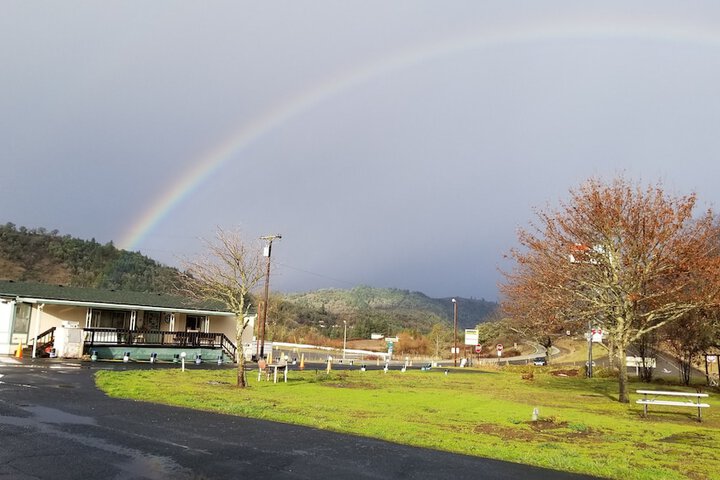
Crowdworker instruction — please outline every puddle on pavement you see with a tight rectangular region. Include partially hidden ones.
[21,405,96,425]
[116,454,195,480]
[0,405,196,479]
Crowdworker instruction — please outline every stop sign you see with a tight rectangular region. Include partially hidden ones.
[496,343,503,351]
[475,345,482,354]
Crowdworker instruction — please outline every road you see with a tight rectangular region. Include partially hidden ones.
[0,358,600,480]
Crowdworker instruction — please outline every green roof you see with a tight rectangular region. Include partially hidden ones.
[0,280,232,314]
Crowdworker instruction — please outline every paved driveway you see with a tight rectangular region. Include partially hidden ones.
[0,359,600,480]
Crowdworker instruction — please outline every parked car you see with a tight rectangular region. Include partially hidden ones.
[532,356,547,366]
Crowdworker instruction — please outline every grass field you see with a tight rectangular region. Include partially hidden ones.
[95,365,720,480]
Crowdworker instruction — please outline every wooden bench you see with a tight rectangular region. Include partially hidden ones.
[636,390,710,421]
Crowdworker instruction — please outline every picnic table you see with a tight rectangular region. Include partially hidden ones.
[257,359,288,383]
[636,389,710,421]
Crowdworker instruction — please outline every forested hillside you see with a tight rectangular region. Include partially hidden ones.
[0,223,181,292]
[265,286,497,343]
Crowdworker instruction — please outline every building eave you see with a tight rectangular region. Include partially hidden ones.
[13,296,236,317]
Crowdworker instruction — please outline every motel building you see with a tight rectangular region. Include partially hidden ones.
[0,280,255,363]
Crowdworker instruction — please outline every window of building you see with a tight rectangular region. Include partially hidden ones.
[186,315,205,331]
[90,309,130,329]
[12,303,32,336]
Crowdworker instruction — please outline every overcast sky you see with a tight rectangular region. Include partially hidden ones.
[3,1,720,301]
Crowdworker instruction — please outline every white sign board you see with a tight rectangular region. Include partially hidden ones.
[625,356,656,368]
[591,328,604,343]
[465,329,479,346]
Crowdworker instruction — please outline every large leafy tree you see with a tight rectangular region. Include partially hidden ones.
[180,228,265,388]
[502,177,720,402]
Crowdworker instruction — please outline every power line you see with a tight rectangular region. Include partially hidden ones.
[275,262,359,287]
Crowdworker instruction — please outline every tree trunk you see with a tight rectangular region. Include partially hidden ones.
[237,358,247,388]
[679,351,692,386]
[616,343,629,403]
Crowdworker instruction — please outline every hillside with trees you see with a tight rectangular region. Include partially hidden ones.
[0,223,182,292]
[265,286,497,347]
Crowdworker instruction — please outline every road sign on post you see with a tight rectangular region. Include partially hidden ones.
[475,345,482,354]
[465,329,479,346]
[496,344,503,357]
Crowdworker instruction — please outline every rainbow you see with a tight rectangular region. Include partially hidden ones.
[119,16,720,251]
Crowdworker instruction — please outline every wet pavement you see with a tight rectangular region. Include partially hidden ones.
[0,357,601,479]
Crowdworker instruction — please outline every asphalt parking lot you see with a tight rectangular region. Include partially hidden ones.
[0,358,599,480]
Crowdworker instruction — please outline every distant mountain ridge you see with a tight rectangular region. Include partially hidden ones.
[285,286,497,330]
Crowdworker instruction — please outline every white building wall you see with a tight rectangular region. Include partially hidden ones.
[0,299,15,355]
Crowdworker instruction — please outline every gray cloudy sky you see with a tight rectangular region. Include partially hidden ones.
[3,1,720,301]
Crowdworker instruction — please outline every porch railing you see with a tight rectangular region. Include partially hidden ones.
[83,328,237,360]
[33,326,56,350]
[33,327,56,355]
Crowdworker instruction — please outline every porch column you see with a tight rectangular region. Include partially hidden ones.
[130,310,137,330]
[85,308,92,328]
[204,316,210,333]
[169,313,175,331]
[31,303,44,359]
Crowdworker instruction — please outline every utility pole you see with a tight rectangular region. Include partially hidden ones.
[587,320,593,378]
[452,298,458,367]
[343,320,347,362]
[258,234,281,359]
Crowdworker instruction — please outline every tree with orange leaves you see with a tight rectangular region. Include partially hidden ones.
[502,177,720,402]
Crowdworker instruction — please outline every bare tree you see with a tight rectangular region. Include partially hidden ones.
[502,177,720,402]
[180,228,265,387]
[428,323,452,360]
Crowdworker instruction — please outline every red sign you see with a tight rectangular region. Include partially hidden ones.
[496,343,503,351]
[475,345,482,354]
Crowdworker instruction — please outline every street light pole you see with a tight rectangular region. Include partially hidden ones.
[452,298,458,367]
[343,320,347,362]
[258,234,281,359]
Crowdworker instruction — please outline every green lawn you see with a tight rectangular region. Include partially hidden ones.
[95,365,720,480]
